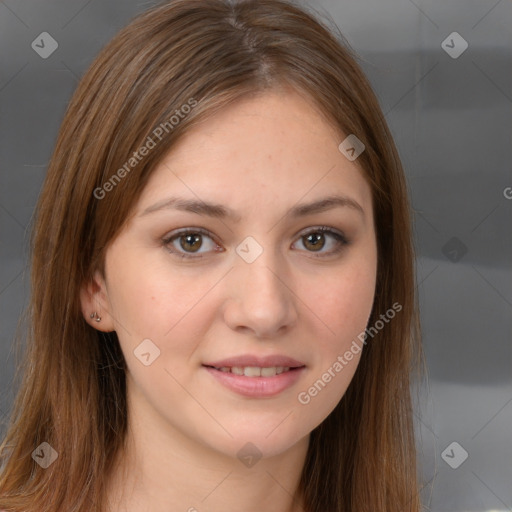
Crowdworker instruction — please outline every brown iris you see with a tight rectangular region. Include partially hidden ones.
[180,233,202,252]
[303,232,325,252]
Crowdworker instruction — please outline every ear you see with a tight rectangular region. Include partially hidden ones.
[79,270,116,332]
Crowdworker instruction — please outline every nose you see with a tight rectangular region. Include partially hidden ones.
[222,249,298,339]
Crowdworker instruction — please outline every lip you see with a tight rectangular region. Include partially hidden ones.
[204,354,305,368]
[203,365,306,398]
[202,354,306,398]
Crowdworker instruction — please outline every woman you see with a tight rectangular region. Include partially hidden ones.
[0,0,422,510]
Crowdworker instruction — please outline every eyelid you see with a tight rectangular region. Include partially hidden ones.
[163,226,216,242]
[294,225,347,243]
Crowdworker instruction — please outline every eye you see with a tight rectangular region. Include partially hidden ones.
[162,226,349,260]
[292,226,348,257]
[162,228,221,259]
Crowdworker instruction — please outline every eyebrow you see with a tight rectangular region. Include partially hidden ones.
[139,194,365,221]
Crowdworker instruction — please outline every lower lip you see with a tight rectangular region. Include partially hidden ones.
[203,366,306,398]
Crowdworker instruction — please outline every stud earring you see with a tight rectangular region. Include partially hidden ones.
[90,312,102,322]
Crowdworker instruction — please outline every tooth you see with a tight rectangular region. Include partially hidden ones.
[244,366,262,377]
[276,366,284,374]
[219,367,230,372]
[283,367,290,372]
[260,367,277,377]
[231,366,244,375]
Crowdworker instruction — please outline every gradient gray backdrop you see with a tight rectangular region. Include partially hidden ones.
[1,0,511,510]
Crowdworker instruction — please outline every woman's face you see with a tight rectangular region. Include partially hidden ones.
[82,88,377,460]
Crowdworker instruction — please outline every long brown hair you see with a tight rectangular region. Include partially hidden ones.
[0,1,422,510]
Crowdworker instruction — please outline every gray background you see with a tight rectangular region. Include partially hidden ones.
[1,0,511,510]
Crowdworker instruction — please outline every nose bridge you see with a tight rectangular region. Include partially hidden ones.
[225,236,297,336]
[235,238,289,303]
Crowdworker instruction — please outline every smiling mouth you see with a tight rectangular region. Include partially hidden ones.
[203,365,304,377]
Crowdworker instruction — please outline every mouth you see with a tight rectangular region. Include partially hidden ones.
[202,361,306,397]
[202,365,304,377]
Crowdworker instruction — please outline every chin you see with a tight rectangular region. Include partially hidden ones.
[196,420,309,462]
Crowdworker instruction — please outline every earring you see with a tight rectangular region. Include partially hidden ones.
[90,312,102,322]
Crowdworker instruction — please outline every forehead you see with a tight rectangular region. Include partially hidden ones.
[134,89,373,219]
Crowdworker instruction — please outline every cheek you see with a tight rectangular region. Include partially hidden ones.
[294,260,376,417]
[106,254,222,350]
[306,259,376,348]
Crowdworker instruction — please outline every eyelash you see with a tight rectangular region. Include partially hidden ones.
[161,226,349,260]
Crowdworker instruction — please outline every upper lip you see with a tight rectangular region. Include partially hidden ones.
[203,354,305,368]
